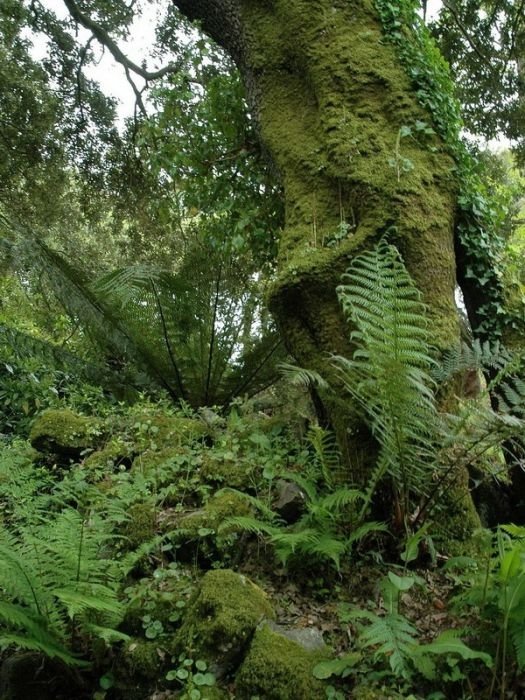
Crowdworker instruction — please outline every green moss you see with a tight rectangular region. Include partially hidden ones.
[167,489,252,563]
[197,687,230,700]
[109,411,209,458]
[174,569,274,670]
[230,0,474,515]
[199,454,259,490]
[352,685,407,700]
[29,409,101,457]
[124,502,157,549]
[235,624,327,700]
[82,436,134,474]
[120,639,162,680]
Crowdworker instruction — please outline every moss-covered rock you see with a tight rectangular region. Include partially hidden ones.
[117,413,209,452]
[164,489,252,564]
[235,624,327,700]
[123,502,157,549]
[29,409,101,458]
[82,436,135,475]
[199,453,260,491]
[173,569,274,675]
[120,639,162,680]
[351,685,407,700]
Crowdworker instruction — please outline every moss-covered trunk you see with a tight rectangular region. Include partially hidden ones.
[173,0,479,532]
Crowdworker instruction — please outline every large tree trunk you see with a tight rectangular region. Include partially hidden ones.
[173,0,479,532]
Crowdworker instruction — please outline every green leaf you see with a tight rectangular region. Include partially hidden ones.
[419,630,492,667]
[387,572,415,591]
[193,672,216,686]
[313,653,361,679]
[500,548,522,582]
[99,673,115,690]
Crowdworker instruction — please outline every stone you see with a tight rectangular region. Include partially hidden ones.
[273,479,307,523]
[173,569,274,677]
[235,624,327,700]
[29,409,101,459]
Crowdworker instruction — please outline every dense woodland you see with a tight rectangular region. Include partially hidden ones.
[1,0,525,698]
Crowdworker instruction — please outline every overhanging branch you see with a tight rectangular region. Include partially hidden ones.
[62,0,182,81]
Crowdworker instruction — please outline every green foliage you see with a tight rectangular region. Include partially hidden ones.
[430,1,525,160]
[374,0,514,340]
[93,240,284,407]
[166,654,216,699]
[222,460,387,572]
[339,571,491,689]
[1,212,284,411]
[333,240,438,525]
[448,524,525,697]
[0,503,127,665]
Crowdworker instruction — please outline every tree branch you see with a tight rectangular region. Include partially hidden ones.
[62,0,181,81]
[441,0,494,69]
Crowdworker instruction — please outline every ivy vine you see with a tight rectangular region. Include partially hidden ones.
[374,0,513,340]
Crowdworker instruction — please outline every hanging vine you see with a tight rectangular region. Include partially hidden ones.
[374,0,516,340]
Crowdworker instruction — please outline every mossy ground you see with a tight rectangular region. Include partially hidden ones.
[1,393,504,699]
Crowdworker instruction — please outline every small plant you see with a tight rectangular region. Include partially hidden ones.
[388,127,415,181]
[0,503,129,665]
[222,473,387,571]
[448,524,525,699]
[166,654,216,699]
[335,570,491,693]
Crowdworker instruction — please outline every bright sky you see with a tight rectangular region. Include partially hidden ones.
[30,0,167,123]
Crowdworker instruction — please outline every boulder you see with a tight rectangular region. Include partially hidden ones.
[235,624,327,700]
[0,652,79,700]
[273,479,307,523]
[163,489,252,564]
[29,409,101,458]
[173,569,274,677]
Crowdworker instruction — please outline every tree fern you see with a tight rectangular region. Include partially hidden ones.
[1,212,285,408]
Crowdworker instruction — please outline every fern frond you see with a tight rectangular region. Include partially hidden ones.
[334,240,439,508]
[318,488,365,512]
[0,602,85,666]
[359,613,418,679]
[218,516,279,537]
[82,623,130,645]
[306,425,341,486]
[0,632,88,667]
[348,520,389,546]
[278,363,329,391]
[52,587,123,622]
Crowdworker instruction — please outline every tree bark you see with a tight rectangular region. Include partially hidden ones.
[172,0,480,533]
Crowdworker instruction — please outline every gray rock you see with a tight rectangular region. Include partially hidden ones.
[267,620,326,651]
[274,479,306,523]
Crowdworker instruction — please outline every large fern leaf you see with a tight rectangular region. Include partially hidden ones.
[333,240,439,507]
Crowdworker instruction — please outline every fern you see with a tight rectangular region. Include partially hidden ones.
[434,339,512,386]
[333,240,439,521]
[0,503,127,665]
[358,611,418,678]
[306,425,341,486]
[221,476,384,571]
[278,363,329,391]
[1,212,285,408]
